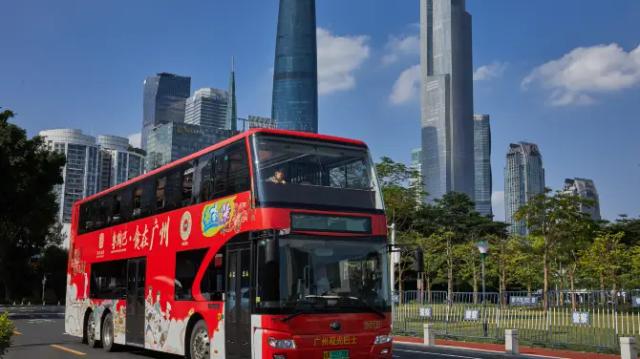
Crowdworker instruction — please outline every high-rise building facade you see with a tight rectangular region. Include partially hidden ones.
[563,178,601,221]
[227,58,238,131]
[410,148,424,203]
[184,88,230,129]
[504,142,545,236]
[474,114,492,217]
[271,0,318,133]
[145,122,236,170]
[96,135,145,192]
[142,72,191,150]
[420,0,475,202]
[40,129,100,224]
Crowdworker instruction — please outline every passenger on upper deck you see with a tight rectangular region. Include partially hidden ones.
[266,169,287,185]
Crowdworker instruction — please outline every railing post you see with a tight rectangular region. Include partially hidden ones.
[620,337,637,359]
[423,323,435,346]
[505,329,519,355]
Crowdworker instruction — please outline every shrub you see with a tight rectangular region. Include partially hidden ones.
[0,312,14,357]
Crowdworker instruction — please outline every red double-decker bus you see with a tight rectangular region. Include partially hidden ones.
[65,129,392,359]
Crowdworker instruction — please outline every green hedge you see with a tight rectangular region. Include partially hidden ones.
[0,312,14,357]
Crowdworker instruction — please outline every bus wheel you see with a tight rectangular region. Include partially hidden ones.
[86,312,100,348]
[101,312,116,352]
[188,320,210,359]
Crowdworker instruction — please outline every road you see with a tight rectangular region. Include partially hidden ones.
[6,317,539,359]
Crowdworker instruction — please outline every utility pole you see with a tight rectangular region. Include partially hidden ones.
[388,223,396,326]
[41,274,47,306]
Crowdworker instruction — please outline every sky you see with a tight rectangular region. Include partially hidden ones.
[1,0,639,221]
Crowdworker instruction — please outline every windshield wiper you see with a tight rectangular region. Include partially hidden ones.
[280,299,319,322]
[341,296,386,318]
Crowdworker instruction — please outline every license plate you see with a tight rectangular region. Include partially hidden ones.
[323,350,349,359]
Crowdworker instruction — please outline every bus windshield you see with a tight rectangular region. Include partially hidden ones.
[251,134,384,211]
[256,235,390,315]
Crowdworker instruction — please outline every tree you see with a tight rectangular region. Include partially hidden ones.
[488,234,520,305]
[376,157,425,292]
[0,109,65,301]
[580,232,628,297]
[514,189,592,310]
[416,232,445,302]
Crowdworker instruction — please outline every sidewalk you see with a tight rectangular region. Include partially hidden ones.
[0,305,65,319]
[394,335,620,359]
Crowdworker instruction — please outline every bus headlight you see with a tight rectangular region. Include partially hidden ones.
[374,335,392,345]
[268,337,296,349]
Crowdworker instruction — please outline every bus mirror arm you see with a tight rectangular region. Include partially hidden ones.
[387,245,424,273]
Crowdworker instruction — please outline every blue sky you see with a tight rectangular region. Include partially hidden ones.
[2,0,639,221]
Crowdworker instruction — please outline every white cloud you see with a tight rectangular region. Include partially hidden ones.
[473,62,508,81]
[317,28,370,95]
[491,191,505,222]
[389,65,421,105]
[522,43,640,106]
[382,34,420,65]
[127,132,141,148]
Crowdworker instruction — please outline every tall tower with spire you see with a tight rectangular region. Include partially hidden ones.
[271,0,318,133]
[226,57,237,131]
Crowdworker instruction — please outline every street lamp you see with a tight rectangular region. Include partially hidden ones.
[476,240,489,337]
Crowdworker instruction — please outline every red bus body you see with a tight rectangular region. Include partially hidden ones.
[65,129,392,359]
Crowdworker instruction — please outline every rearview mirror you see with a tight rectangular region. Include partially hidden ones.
[265,238,277,264]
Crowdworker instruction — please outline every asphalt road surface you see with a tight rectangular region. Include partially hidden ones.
[6,317,540,359]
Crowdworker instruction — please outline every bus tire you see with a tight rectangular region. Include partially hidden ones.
[86,311,100,348]
[187,320,210,359]
[101,312,116,352]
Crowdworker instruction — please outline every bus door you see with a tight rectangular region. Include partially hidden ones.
[126,257,146,346]
[225,243,251,358]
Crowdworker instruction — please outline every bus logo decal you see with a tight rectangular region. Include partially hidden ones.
[180,211,192,241]
[201,196,236,237]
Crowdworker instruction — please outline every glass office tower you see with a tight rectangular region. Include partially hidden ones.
[142,72,191,150]
[271,0,318,133]
[505,142,545,236]
[474,114,492,217]
[563,178,601,221]
[184,88,230,129]
[420,0,475,202]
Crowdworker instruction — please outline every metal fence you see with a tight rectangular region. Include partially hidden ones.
[392,290,640,353]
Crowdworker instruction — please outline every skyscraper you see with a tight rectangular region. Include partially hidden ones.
[563,178,601,221]
[96,135,145,192]
[504,142,545,235]
[40,129,100,225]
[271,0,318,133]
[40,130,142,247]
[184,88,230,129]
[145,122,236,170]
[474,114,492,217]
[410,148,424,204]
[142,72,191,150]
[227,58,238,131]
[420,0,475,202]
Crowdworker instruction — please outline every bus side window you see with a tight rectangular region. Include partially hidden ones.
[193,153,214,203]
[201,251,225,301]
[111,194,122,224]
[132,187,143,217]
[182,162,195,206]
[175,249,207,301]
[165,169,183,211]
[119,188,132,223]
[90,259,127,299]
[96,198,110,229]
[155,176,167,211]
[140,179,154,216]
